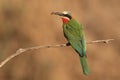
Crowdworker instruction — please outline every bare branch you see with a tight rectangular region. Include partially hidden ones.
[0,39,114,68]
[87,39,114,44]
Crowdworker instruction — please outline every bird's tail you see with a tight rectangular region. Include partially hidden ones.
[80,56,90,75]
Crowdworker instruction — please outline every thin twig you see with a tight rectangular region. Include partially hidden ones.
[0,39,114,68]
[87,39,114,44]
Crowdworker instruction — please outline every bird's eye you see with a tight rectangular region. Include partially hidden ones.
[64,14,72,19]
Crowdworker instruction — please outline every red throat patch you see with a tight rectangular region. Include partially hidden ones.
[61,17,69,23]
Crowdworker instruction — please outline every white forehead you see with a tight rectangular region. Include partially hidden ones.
[63,11,69,14]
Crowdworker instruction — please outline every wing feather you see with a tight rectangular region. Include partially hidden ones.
[63,19,86,56]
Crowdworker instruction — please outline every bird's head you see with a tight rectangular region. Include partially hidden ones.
[51,11,72,23]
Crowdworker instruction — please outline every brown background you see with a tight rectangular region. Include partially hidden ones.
[0,0,120,80]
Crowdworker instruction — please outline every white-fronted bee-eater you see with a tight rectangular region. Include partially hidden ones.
[51,11,90,75]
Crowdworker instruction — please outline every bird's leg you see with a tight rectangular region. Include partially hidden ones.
[66,42,71,46]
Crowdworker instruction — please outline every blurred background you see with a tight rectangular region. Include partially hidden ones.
[0,0,120,80]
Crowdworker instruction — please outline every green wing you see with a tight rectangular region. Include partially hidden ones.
[63,19,86,56]
[63,19,90,75]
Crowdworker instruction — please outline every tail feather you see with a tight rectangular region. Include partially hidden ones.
[80,56,90,75]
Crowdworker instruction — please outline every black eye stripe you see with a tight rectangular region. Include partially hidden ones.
[63,14,72,19]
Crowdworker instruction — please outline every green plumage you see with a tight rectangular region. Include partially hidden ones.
[63,19,90,75]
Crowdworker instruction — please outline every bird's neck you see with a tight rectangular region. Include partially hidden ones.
[61,17,70,24]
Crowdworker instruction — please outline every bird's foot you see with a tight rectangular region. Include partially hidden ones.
[66,42,70,46]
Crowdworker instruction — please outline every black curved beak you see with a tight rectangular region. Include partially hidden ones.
[51,12,64,16]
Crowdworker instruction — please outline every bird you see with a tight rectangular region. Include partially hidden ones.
[51,11,90,75]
